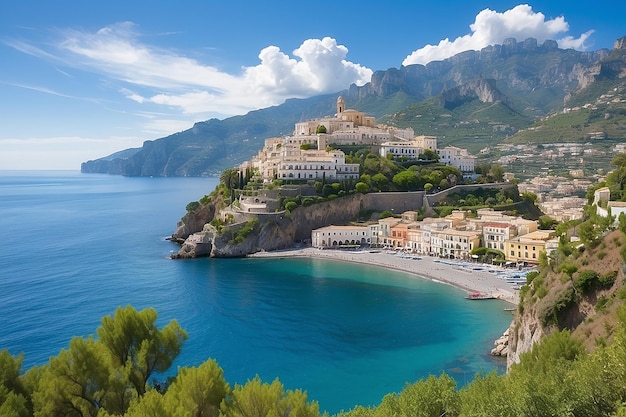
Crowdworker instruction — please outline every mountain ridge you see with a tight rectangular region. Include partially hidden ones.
[81,36,623,177]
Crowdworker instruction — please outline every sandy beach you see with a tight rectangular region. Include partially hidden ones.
[249,247,521,305]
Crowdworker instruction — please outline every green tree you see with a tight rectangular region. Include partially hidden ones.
[512,329,585,376]
[220,169,239,191]
[0,351,30,417]
[371,173,389,191]
[489,164,505,182]
[392,170,420,190]
[124,389,171,417]
[420,149,439,161]
[33,337,114,417]
[355,182,369,193]
[538,215,558,230]
[219,376,320,417]
[316,125,327,134]
[186,201,201,212]
[97,306,188,397]
[377,373,459,417]
[165,359,230,417]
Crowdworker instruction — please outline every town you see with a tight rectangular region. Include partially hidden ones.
[231,96,589,266]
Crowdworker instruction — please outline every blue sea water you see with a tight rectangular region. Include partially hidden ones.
[0,171,512,414]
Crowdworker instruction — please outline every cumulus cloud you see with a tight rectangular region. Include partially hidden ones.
[402,4,594,66]
[10,23,372,118]
[243,37,372,98]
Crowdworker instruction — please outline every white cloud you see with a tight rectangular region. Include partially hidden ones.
[10,23,372,119]
[402,4,595,66]
[243,37,373,99]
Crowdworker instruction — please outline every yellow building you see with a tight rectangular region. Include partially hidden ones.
[504,230,555,265]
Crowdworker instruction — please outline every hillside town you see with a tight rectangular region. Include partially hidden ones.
[233,96,620,267]
[239,96,476,183]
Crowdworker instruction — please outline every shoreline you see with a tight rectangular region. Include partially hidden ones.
[248,247,521,305]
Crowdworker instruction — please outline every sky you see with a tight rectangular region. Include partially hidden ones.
[1,1,625,170]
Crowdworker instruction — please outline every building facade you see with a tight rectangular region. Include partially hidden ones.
[311,225,371,248]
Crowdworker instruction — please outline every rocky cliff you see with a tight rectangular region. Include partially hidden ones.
[506,229,626,369]
[440,78,509,110]
[170,183,516,259]
[172,193,372,258]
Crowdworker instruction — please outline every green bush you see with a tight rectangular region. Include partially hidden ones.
[536,286,548,299]
[285,201,298,212]
[595,295,611,313]
[185,201,201,212]
[232,218,259,244]
[539,287,576,326]
[616,286,626,300]
[574,270,599,294]
[599,271,618,289]
[526,271,539,284]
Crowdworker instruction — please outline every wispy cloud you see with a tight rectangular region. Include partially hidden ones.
[6,22,372,118]
[402,4,594,66]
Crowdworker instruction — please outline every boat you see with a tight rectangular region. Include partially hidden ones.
[465,291,498,300]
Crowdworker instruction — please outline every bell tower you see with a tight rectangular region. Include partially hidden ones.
[336,95,345,116]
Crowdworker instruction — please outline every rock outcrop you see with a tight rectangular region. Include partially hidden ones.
[491,327,511,357]
[440,78,509,110]
[170,183,517,259]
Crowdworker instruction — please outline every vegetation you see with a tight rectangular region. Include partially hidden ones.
[7,298,626,416]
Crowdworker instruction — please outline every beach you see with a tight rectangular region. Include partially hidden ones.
[249,247,521,304]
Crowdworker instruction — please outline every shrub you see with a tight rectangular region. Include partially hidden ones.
[380,210,394,218]
[574,270,599,294]
[210,218,224,234]
[232,218,259,244]
[539,287,576,326]
[526,271,539,284]
[599,271,618,289]
[596,295,611,313]
[616,286,626,300]
[186,201,201,212]
[285,201,298,212]
[536,286,548,299]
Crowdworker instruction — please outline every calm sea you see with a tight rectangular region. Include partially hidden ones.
[0,171,512,413]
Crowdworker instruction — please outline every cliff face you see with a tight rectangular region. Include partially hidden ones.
[440,78,508,110]
[172,194,371,258]
[507,229,626,369]
[171,184,516,259]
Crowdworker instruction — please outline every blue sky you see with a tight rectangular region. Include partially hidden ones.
[1,1,624,170]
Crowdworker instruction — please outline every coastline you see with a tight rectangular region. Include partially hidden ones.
[249,247,520,305]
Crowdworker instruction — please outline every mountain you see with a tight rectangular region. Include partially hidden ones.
[504,37,626,145]
[82,37,623,176]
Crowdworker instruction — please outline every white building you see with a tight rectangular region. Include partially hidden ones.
[437,146,476,173]
[594,186,626,222]
[379,135,438,159]
[430,229,481,259]
[311,225,371,248]
[277,149,359,181]
[482,222,516,251]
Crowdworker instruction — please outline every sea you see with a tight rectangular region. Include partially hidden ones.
[0,170,513,414]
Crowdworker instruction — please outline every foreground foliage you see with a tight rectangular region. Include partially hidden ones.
[5,303,626,416]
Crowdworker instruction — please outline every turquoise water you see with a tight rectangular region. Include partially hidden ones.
[0,171,512,413]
